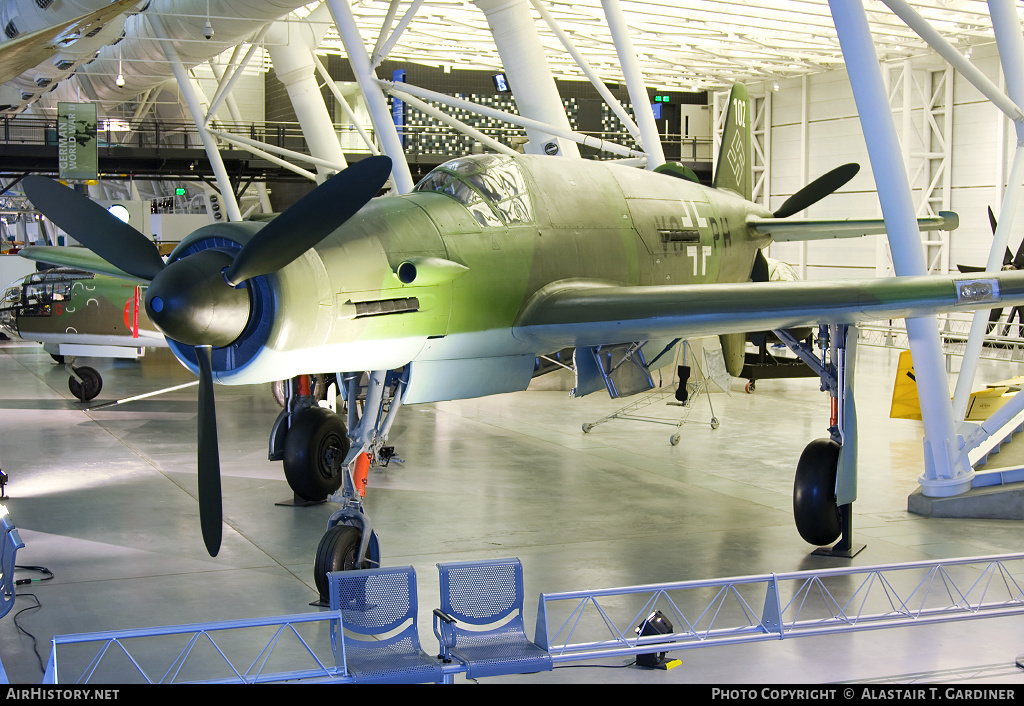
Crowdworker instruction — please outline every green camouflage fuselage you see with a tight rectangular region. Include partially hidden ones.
[0,268,161,347]
[178,154,771,394]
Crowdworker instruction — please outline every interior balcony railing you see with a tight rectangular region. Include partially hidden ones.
[0,115,713,171]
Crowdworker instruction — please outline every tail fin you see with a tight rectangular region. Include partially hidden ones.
[713,83,752,201]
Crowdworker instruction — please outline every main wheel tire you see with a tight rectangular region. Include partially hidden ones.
[68,366,102,402]
[793,438,842,546]
[283,407,349,501]
[314,524,367,601]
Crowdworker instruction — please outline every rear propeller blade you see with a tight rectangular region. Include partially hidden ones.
[773,163,860,219]
[195,345,223,557]
[22,176,166,281]
[225,156,392,285]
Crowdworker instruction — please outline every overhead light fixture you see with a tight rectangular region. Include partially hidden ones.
[772,81,780,92]
[116,43,124,87]
[203,0,213,39]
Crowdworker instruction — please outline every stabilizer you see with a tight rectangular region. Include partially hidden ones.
[713,83,752,201]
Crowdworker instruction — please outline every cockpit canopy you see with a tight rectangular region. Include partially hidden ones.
[413,154,534,227]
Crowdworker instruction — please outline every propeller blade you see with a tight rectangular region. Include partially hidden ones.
[986,206,1015,267]
[22,176,166,281]
[773,163,860,219]
[195,345,223,557]
[225,156,392,285]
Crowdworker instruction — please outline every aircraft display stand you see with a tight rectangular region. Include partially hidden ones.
[581,340,721,444]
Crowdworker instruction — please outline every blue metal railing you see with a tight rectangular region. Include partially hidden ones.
[535,553,1024,663]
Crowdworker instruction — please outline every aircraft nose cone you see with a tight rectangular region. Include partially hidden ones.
[145,248,251,347]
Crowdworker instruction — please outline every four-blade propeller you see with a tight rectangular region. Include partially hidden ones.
[23,156,393,556]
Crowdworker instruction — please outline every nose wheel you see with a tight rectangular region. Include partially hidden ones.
[66,359,102,402]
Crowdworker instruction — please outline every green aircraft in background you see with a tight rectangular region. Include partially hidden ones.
[19,84,1024,595]
[0,267,163,401]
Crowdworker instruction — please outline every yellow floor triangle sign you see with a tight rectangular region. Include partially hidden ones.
[890,349,922,420]
[890,349,1015,421]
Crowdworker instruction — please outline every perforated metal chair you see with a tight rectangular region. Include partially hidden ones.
[434,558,552,679]
[327,566,444,684]
[0,507,24,684]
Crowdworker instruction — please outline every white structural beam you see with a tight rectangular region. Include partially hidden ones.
[882,0,1024,125]
[205,26,271,130]
[207,62,273,214]
[886,60,953,275]
[152,15,242,223]
[312,54,381,156]
[529,0,642,145]
[829,0,972,495]
[371,0,426,69]
[472,0,580,158]
[601,0,664,169]
[266,10,348,181]
[327,0,414,193]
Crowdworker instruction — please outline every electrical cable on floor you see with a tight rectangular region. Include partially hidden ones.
[554,660,637,670]
[13,565,54,676]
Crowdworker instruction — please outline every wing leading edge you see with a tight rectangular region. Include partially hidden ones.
[512,271,1024,349]
[18,246,143,282]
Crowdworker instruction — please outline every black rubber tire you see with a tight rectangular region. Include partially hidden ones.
[283,406,349,501]
[793,438,842,546]
[68,366,102,402]
[314,524,366,601]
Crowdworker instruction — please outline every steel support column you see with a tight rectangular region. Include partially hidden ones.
[472,0,580,158]
[327,0,413,193]
[265,6,347,181]
[829,0,971,495]
[600,0,664,168]
[153,15,242,222]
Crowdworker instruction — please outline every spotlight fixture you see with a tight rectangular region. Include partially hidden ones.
[203,0,213,39]
[116,43,124,88]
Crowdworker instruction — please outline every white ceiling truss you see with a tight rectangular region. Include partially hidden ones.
[307,0,1014,92]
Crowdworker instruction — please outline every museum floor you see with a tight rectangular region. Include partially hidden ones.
[0,338,1022,685]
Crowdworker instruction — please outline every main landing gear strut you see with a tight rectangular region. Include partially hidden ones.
[269,369,406,604]
[774,324,865,559]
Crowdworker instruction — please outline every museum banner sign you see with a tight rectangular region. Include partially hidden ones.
[57,102,98,181]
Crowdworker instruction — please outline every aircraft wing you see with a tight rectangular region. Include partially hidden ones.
[512,271,1023,349]
[19,246,146,282]
[751,211,958,242]
[0,0,140,85]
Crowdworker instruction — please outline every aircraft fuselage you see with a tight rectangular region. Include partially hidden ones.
[165,154,772,393]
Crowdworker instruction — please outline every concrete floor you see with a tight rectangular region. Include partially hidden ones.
[0,339,1022,685]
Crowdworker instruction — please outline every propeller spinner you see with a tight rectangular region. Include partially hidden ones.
[23,156,393,555]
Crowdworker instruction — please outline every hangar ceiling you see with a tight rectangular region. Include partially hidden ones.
[314,0,1008,92]
[0,1,1013,112]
